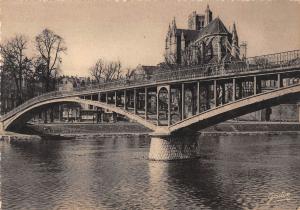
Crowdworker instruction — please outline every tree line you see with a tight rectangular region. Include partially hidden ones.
[0,28,67,106]
[0,27,138,114]
[89,58,137,84]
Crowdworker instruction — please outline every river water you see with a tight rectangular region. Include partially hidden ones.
[1,134,300,209]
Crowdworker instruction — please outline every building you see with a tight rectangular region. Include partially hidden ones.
[163,5,300,122]
[165,5,246,66]
[132,65,159,79]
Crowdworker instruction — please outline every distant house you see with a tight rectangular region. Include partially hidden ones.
[58,77,74,91]
[130,65,159,80]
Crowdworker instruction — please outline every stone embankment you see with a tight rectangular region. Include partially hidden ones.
[2,121,300,140]
[0,131,41,141]
[200,122,300,136]
[28,122,152,138]
[28,121,300,137]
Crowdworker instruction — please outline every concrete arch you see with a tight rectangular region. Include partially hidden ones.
[2,97,157,131]
[169,84,300,134]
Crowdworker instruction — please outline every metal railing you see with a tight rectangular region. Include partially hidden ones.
[1,49,300,121]
[74,49,300,91]
[0,91,74,120]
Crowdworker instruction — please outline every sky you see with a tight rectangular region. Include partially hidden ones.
[1,0,300,76]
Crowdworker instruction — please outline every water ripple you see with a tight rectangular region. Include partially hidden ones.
[1,134,300,209]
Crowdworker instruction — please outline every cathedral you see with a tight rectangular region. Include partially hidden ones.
[165,5,246,66]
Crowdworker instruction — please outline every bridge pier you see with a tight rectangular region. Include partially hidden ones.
[148,132,199,161]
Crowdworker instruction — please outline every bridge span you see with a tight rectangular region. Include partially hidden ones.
[1,49,300,160]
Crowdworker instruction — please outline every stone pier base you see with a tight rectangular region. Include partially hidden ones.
[148,133,199,161]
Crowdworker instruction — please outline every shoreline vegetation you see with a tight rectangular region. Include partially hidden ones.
[1,121,300,141]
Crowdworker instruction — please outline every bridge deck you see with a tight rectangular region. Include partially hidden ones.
[1,49,300,134]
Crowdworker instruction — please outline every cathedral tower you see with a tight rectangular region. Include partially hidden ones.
[205,5,213,26]
[188,11,205,30]
[231,22,239,58]
[165,18,179,64]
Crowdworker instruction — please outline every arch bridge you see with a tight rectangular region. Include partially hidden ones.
[1,50,300,160]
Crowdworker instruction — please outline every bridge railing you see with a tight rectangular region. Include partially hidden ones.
[148,50,300,82]
[1,50,300,120]
[72,50,300,91]
[0,90,74,120]
[247,49,300,66]
[45,50,300,88]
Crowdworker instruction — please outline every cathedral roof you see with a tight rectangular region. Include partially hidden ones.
[173,17,230,43]
[175,29,199,41]
[195,17,230,40]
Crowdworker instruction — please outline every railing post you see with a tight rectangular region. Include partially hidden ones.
[145,87,148,120]
[115,91,117,106]
[221,82,225,105]
[58,105,62,122]
[98,92,101,102]
[74,108,77,121]
[181,83,185,120]
[124,90,127,110]
[232,78,236,101]
[197,81,200,114]
[157,88,159,126]
[134,88,137,114]
[105,92,108,103]
[238,80,243,99]
[168,86,171,126]
[277,73,282,88]
[257,77,262,94]
[214,80,217,107]
[254,76,257,95]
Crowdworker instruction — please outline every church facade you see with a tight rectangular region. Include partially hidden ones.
[165,5,246,66]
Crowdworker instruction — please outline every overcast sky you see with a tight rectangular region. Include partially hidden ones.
[2,0,300,76]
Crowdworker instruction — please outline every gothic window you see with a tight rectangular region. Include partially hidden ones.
[207,45,212,58]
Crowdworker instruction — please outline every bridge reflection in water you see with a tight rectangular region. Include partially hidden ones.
[1,49,300,160]
[2,135,299,209]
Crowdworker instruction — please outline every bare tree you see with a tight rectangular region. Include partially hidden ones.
[35,28,67,92]
[89,59,122,83]
[89,58,105,83]
[24,62,38,99]
[35,28,66,123]
[114,60,122,80]
[105,60,121,82]
[124,68,135,79]
[0,35,32,105]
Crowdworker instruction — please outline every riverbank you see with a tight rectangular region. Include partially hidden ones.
[0,131,41,141]
[25,121,300,137]
[28,122,151,135]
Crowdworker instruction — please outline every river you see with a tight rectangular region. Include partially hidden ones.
[1,134,299,209]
